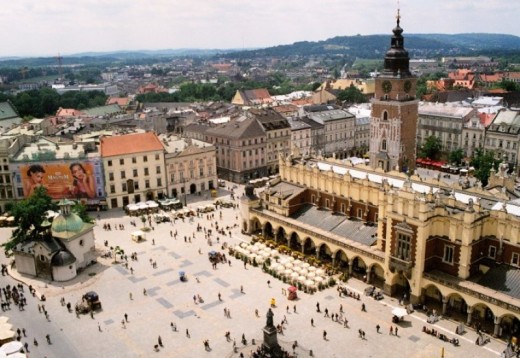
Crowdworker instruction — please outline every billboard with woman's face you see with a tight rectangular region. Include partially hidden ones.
[19,161,101,200]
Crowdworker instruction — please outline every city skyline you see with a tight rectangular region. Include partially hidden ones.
[1,0,520,57]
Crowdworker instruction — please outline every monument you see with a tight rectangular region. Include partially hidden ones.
[262,308,283,357]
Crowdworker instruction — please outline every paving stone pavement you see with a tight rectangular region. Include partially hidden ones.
[0,188,508,357]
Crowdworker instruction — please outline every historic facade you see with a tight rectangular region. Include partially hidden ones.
[241,14,520,342]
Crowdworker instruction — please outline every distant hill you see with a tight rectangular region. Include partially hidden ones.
[223,33,520,59]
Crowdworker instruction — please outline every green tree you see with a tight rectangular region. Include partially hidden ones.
[336,84,367,104]
[470,148,500,187]
[420,136,442,160]
[72,202,93,224]
[3,187,58,251]
[110,245,125,264]
[449,148,465,166]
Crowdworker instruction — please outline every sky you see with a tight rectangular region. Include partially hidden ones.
[1,0,520,57]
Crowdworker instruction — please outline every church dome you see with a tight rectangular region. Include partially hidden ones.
[51,250,76,266]
[51,212,84,234]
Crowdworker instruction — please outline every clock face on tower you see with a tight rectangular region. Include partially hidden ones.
[382,80,392,93]
[404,80,412,93]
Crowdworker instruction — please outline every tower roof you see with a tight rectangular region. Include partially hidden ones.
[383,8,411,77]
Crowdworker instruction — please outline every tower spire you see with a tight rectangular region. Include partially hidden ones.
[396,1,401,27]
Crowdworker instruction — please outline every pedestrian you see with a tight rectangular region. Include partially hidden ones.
[143,288,147,296]
[255,309,259,317]
[158,336,163,347]
[293,305,296,313]
[361,303,366,312]
[358,329,363,338]
[98,323,102,332]
[129,292,133,300]
[218,293,222,301]
[316,302,321,313]
[390,326,393,335]
[324,308,329,317]
[90,311,94,319]
[323,330,327,340]
[362,330,366,339]
[33,338,38,346]
[22,328,26,337]
[152,239,155,245]
[124,313,128,322]
[395,327,398,336]
[286,305,289,313]
[376,324,380,333]
[267,280,271,287]
[240,285,244,294]
[311,318,314,326]
[186,329,190,338]
[46,334,51,344]
[122,320,126,328]
[340,304,343,313]
[171,322,176,331]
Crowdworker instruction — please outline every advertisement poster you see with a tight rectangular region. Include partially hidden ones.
[21,162,98,200]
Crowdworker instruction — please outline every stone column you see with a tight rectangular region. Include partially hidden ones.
[494,316,502,337]
[442,296,449,316]
[466,306,474,326]
[348,261,353,276]
[331,256,336,267]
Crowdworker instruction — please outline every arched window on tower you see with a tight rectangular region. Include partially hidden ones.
[383,111,388,121]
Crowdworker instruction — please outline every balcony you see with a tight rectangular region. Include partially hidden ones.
[389,255,414,277]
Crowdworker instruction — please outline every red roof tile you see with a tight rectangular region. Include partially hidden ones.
[100,132,164,157]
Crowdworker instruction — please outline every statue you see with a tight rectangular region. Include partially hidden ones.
[266,308,274,328]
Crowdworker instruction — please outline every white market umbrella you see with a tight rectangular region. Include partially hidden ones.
[254,242,262,247]
[276,266,286,273]
[261,252,270,259]
[279,258,289,265]
[126,204,139,211]
[316,268,325,275]
[306,272,316,279]
[239,242,248,248]
[314,276,324,282]
[305,280,315,287]
[284,269,293,276]
[284,262,294,269]
[290,272,299,279]
[249,246,259,253]
[0,341,22,355]
[258,243,267,249]
[7,353,26,358]
[302,262,311,269]
[293,259,303,266]
[147,202,159,208]
[288,257,295,262]
[298,275,307,282]
[308,266,317,272]
[392,307,408,318]
[300,269,308,276]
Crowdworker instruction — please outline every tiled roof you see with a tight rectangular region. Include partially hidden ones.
[106,97,130,106]
[206,117,265,139]
[56,108,83,117]
[100,132,164,157]
[83,104,123,116]
[0,101,20,120]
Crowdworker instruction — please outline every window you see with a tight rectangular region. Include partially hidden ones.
[122,183,127,192]
[170,173,175,183]
[132,157,136,164]
[143,155,148,162]
[443,245,454,264]
[133,169,138,177]
[199,167,204,177]
[512,253,520,266]
[325,199,330,208]
[156,166,161,174]
[109,173,114,181]
[396,233,411,261]
[120,171,126,179]
[134,182,139,190]
[144,168,149,176]
[79,240,84,246]
[110,184,115,194]
[120,158,124,165]
[157,178,162,187]
[382,139,387,151]
[155,154,160,160]
[488,245,496,259]
[108,160,112,167]
[145,179,150,189]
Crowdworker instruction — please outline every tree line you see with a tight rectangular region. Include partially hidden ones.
[0,88,107,119]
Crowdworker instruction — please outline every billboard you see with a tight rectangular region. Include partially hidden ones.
[19,161,102,200]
